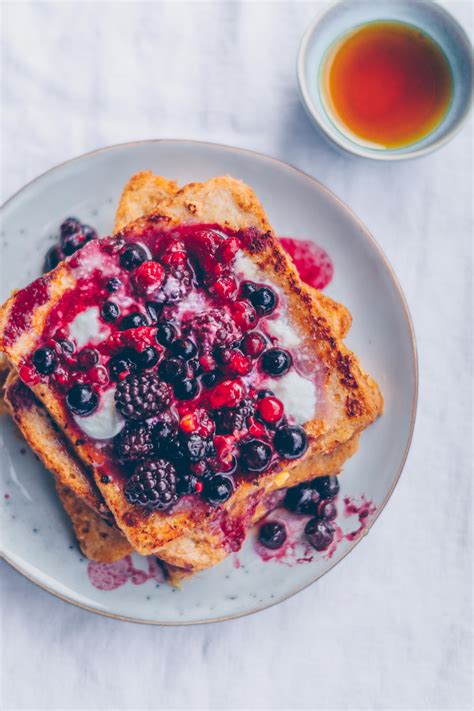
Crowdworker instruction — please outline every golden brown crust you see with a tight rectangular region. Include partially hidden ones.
[56,485,133,563]
[114,171,178,233]
[0,176,382,557]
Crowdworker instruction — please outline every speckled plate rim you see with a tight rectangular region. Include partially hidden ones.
[297,0,473,161]
[0,139,418,625]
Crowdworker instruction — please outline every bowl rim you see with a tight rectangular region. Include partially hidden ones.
[297,0,473,161]
[0,138,418,625]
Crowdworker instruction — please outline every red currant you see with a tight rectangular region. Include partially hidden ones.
[241,331,266,358]
[209,379,245,408]
[231,300,258,331]
[257,396,284,424]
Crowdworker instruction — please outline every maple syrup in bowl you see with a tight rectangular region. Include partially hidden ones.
[298,0,473,160]
[320,21,453,150]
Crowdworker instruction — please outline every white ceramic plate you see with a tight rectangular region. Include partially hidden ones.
[0,140,417,624]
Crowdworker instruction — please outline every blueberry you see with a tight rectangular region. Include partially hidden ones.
[44,245,63,272]
[259,521,287,549]
[77,347,99,370]
[239,438,272,473]
[66,384,98,416]
[177,473,199,496]
[101,301,120,323]
[240,281,258,298]
[317,499,337,521]
[81,225,97,242]
[158,357,185,383]
[58,339,75,355]
[256,388,275,399]
[119,243,148,270]
[305,518,335,551]
[273,425,308,459]
[173,378,199,400]
[214,345,233,364]
[203,475,234,505]
[108,350,138,380]
[119,312,147,330]
[171,338,197,360]
[105,277,122,292]
[201,371,218,388]
[261,348,292,377]
[62,232,87,256]
[145,301,163,324]
[156,323,178,347]
[313,475,340,499]
[137,346,159,369]
[284,484,320,515]
[249,286,277,315]
[60,217,82,238]
[32,346,57,375]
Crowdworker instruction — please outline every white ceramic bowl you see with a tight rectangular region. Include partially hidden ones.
[298,0,473,160]
[0,140,417,623]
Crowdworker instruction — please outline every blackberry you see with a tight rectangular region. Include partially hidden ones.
[115,372,171,419]
[215,398,254,435]
[181,433,208,462]
[114,422,154,462]
[125,459,178,509]
[152,413,178,453]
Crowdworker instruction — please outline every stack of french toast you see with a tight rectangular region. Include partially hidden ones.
[0,172,382,584]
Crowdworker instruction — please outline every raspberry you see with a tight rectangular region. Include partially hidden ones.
[114,423,154,462]
[231,300,258,331]
[225,351,252,376]
[257,396,284,424]
[125,459,178,509]
[180,408,215,437]
[185,309,241,352]
[115,372,171,419]
[216,236,240,264]
[212,276,237,300]
[133,261,164,295]
[161,263,193,303]
[209,379,245,409]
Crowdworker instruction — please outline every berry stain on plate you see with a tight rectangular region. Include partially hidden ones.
[87,554,165,591]
[279,237,333,290]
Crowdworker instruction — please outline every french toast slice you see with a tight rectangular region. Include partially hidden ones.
[3,373,132,562]
[0,177,382,559]
[115,172,353,339]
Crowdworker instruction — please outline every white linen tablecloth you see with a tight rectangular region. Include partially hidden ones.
[1,2,472,710]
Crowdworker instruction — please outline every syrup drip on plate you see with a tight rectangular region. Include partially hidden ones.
[87,554,165,591]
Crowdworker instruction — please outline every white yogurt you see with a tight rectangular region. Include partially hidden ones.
[68,306,109,349]
[265,316,302,348]
[264,370,317,425]
[234,251,263,282]
[73,387,124,440]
